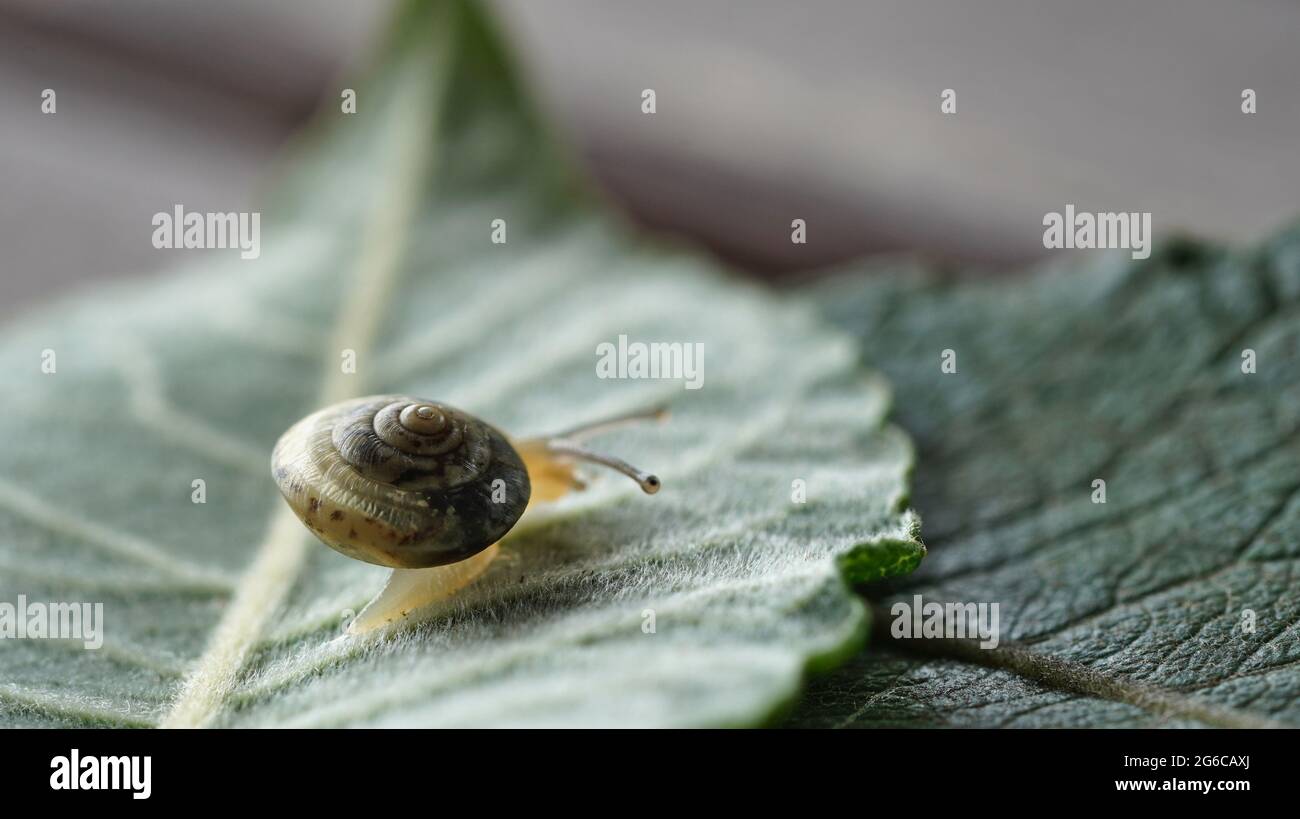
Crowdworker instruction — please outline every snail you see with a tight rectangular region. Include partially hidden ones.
[271,395,664,634]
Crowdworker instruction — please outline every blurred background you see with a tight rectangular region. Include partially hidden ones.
[2,0,1298,320]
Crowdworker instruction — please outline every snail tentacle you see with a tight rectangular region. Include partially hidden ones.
[539,438,661,494]
[546,405,669,441]
[514,404,668,500]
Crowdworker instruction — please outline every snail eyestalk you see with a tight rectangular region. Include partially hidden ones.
[543,438,661,494]
[515,405,667,501]
[549,405,669,441]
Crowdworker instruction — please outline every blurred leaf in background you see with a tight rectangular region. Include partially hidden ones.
[792,231,1300,727]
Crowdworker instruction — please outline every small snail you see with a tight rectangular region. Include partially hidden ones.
[272,395,664,633]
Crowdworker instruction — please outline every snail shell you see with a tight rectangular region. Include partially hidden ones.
[271,395,531,569]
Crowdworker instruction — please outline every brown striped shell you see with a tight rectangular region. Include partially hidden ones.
[271,395,531,569]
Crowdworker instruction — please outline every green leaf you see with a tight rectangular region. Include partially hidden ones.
[792,231,1300,728]
[0,0,920,728]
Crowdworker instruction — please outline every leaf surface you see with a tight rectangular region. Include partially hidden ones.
[793,234,1300,728]
[0,0,920,728]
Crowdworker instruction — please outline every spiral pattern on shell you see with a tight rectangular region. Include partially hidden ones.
[271,395,531,568]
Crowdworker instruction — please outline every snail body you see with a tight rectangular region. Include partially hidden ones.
[271,395,664,634]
